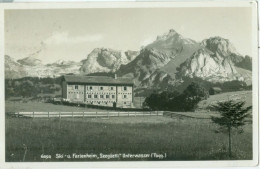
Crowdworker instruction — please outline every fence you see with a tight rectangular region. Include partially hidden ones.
[7,111,163,119]
[163,111,212,119]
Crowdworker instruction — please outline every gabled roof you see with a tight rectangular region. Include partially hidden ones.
[62,75,134,85]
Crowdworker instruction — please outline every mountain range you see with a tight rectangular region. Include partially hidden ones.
[80,48,139,74]
[5,29,252,90]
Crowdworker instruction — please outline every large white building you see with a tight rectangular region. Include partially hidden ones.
[61,75,134,108]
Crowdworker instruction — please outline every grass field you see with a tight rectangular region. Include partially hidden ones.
[5,97,146,112]
[5,101,105,112]
[5,90,253,161]
[6,116,252,162]
[198,91,252,110]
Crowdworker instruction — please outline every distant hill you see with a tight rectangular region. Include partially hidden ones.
[17,49,43,66]
[5,55,27,79]
[17,56,42,66]
[5,55,81,79]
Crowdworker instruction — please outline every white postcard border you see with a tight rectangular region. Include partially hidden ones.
[0,1,258,168]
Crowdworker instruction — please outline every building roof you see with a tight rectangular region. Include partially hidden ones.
[62,75,134,85]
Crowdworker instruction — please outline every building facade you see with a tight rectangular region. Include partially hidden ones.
[61,75,134,108]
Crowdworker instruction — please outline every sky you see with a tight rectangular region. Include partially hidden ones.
[5,7,253,64]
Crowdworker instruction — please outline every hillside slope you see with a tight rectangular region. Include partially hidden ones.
[198,90,252,110]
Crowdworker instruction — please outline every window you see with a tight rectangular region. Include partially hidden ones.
[124,95,127,98]
[100,86,103,90]
[111,87,114,90]
[88,95,92,98]
[94,95,98,98]
[112,95,115,99]
[100,95,104,99]
[75,85,78,89]
[89,86,93,90]
[123,86,127,91]
[106,95,109,99]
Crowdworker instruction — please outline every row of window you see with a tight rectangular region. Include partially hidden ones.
[117,93,132,95]
[86,92,116,95]
[68,92,116,95]
[86,94,129,99]
[86,101,128,105]
[87,94,116,99]
[86,100,114,103]
[68,92,132,95]
[86,86,115,91]
[68,92,84,94]
[74,85,128,91]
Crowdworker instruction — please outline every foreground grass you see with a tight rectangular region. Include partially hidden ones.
[6,96,145,112]
[5,101,105,112]
[6,116,252,162]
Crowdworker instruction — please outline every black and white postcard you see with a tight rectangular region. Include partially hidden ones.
[0,1,258,168]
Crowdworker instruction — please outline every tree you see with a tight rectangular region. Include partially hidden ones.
[143,91,180,111]
[211,100,252,158]
[180,82,209,111]
[142,93,161,110]
[143,82,208,112]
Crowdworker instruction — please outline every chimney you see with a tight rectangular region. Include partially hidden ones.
[114,74,117,80]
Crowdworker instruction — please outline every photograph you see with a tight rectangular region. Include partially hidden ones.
[1,1,258,166]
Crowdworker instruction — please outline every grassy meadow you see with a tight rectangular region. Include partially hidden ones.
[5,101,105,112]
[198,91,252,110]
[5,90,253,162]
[6,116,252,162]
[5,97,146,112]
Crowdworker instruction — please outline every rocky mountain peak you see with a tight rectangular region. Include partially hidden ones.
[5,55,27,79]
[156,29,182,41]
[169,28,177,33]
[175,37,252,83]
[5,55,13,62]
[124,50,140,61]
[5,55,21,66]
[17,56,42,66]
[200,36,252,71]
[80,48,138,74]
[54,59,67,65]
[46,59,79,67]
[147,29,198,53]
[201,36,239,57]
[176,48,239,82]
